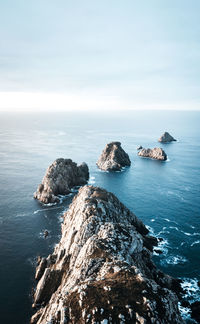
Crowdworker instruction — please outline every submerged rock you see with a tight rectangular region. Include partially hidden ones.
[138,147,167,161]
[158,132,176,143]
[34,158,89,204]
[31,185,183,324]
[96,141,131,171]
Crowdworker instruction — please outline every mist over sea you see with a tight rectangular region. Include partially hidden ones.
[0,110,199,323]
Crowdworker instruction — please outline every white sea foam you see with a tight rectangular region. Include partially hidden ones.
[34,206,62,214]
[150,218,155,222]
[164,218,178,225]
[88,176,96,185]
[191,240,200,247]
[178,303,191,321]
[181,278,200,302]
[161,255,187,266]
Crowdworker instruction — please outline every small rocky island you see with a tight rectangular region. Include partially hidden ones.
[138,147,167,161]
[96,141,131,171]
[31,186,183,324]
[34,158,89,204]
[158,132,176,143]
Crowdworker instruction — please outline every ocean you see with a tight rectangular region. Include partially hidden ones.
[0,110,199,323]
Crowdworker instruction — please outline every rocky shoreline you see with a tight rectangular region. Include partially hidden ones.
[31,186,184,324]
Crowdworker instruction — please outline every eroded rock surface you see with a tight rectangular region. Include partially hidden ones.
[158,132,176,143]
[34,158,89,204]
[96,142,131,171]
[138,147,167,161]
[31,185,183,324]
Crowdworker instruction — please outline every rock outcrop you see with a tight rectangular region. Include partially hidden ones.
[31,185,183,324]
[158,132,176,143]
[96,142,131,171]
[138,147,167,161]
[34,158,89,204]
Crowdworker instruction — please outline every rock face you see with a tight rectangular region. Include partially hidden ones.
[96,142,131,171]
[138,147,167,161]
[34,158,89,204]
[31,185,183,324]
[158,132,176,143]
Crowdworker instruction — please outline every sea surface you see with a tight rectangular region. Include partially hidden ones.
[0,110,199,324]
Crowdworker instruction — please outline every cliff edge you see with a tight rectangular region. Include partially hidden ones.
[31,186,183,324]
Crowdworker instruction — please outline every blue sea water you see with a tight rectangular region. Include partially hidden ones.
[0,110,199,324]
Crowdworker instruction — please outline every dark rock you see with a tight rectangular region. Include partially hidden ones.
[43,230,49,238]
[137,145,143,150]
[154,249,163,255]
[96,142,131,171]
[34,158,89,204]
[138,147,167,161]
[158,132,176,143]
[31,185,184,324]
[190,301,200,323]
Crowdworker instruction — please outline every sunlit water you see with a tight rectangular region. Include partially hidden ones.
[0,110,199,323]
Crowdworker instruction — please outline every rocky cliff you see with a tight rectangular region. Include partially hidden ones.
[34,158,89,204]
[138,148,167,161]
[96,142,131,171]
[158,132,176,143]
[31,186,183,324]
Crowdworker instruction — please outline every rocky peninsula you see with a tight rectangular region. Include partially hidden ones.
[158,132,176,143]
[34,158,89,204]
[31,185,183,324]
[96,142,131,171]
[138,147,167,161]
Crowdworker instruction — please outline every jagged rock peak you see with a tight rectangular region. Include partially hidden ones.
[34,158,89,204]
[158,132,176,143]
[96,141,131,171]
[31,185,183,324]
[138,147,167,161]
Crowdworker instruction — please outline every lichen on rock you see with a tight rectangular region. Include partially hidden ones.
[34,158,89,204]
[96,142,131,171]
[138,147,167,161]
[31,185,184,324]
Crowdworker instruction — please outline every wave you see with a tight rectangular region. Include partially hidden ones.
[181,278,200,302]
[182,231,200,237]
[161,255,187,266]
[191,240,200,247]
[88,176,96,185]
[164,218,178,225]
[34,206,62,214]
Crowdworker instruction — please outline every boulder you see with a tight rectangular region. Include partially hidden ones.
[158,132,176,143]
[34,158,89,204]
[31,185,184,324]
[138,147,167,161]
[96,142,131,171]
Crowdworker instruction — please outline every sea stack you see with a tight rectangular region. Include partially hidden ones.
[34,158,89,204]
[31,185,183,324]
[158,132,176,143]
[96,141,131,171]
[138,147,167,161]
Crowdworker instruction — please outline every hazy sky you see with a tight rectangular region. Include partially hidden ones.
[0,0,200,111]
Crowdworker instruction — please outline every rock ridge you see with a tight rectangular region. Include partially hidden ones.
[96,142,131,171]
[34,158,89,204]
[31,185,183,324]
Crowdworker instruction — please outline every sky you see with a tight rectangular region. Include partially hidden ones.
[0,0,200,111]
